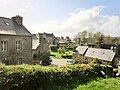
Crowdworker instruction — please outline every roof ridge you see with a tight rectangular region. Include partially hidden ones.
[0,16,11,20]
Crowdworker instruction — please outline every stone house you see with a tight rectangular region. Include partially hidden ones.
[32,34,49,60]
[73,46,88,63]
[38,32,58,45]
[74,46,120,67]
[58,36,72,48]
[85,48,116,66]
[0,15,32,65]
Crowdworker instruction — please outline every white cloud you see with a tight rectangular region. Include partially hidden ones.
[0,0,34,17]
[19,8,25,12]
[26,6,120,38]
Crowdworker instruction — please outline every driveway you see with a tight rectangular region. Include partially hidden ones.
[50,58,72,66]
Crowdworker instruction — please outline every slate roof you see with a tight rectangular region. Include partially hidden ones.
[32,34,39,49]
[38,32,55,37]
[0,17,31,36]
[76,46,88,55]
[85,48,116,62]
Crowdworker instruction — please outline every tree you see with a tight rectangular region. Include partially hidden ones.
[88,32,94,43]
[104,35,112,44]
[80,30,87,44]
[93,32,104,44]
[112,38,119,44]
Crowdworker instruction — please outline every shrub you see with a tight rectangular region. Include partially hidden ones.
[50,45,58,52]
[58,47,66,54]
[0,64,107,90]
[89,58,102,65]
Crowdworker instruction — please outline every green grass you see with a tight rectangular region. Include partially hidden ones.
[74,78,120,90]
[50,50,73,59]
[50,51,63,58]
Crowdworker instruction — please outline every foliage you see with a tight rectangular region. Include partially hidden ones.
[50,45,58,52]
[0,64,107,90]
[38,51,50,65]
[74,78,120,90]
[74,31,120,44]
[80,31,87,44]
[33,53,37,60]
[58,47,66,54]
[89,58,102,65]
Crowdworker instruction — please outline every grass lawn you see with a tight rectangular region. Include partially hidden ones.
[74,78,120,90]
[50,50,73,59]
[50,51,62,58]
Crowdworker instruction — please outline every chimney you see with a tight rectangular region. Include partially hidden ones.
[12,15,23,25]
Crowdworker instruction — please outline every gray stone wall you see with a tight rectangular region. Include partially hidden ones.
[0,34,32,65]
[35,38,49,56]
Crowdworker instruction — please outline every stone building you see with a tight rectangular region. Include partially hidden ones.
[0,15,32,65]
[32,34,49,58]
[73,46,88,63]
[38,32,58,45]
[74,46,120,67]
[85,48,116,65]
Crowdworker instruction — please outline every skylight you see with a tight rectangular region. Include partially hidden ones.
[4,22,10,26]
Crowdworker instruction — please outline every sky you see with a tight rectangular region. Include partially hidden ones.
[0,0,120,38]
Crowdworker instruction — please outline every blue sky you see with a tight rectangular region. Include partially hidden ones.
[0,0,120,37]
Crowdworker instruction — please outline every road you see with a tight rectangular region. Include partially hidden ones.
[50,58,72,66]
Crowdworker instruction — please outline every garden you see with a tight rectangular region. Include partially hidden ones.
[50,45,73,59]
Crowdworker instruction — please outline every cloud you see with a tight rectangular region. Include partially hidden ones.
[0,0,34,16]
[19,8,25,12]
[26,6,120,38]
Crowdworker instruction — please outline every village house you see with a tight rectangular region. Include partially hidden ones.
[38,32,58,45]
[58,36,72,48]
[74,45,120,67]
[73,46,88,63]
[0,15,32,65]
[32,34,49,60]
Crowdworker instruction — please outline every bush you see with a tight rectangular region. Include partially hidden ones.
[58,47,66,54]
[50,45,58,52]
[89,58,102,65]
[0,64,107,90]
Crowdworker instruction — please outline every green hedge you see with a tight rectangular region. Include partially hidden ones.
[0,64,107,90]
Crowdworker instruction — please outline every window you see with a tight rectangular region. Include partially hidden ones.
[17,58,23,65]
[4,22,10,26]
[1,41,8,51]
[16,41,22,50]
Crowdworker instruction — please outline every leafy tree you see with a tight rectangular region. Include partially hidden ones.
[112,38,119,44]
[93,32,104,44]
[88,32,94,43]
[80,30,87,44]
[104,35,112,44]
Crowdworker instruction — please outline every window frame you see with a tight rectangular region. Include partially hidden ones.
[1,41,8,52]
[16,40,22,50]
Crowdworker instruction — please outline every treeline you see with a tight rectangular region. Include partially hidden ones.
[74,31,120,45]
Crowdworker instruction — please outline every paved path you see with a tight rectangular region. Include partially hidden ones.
[50,58,72,66]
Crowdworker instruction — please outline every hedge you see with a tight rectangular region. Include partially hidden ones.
[0,64,107,90]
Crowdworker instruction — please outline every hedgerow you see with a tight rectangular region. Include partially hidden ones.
[0,64,107,90]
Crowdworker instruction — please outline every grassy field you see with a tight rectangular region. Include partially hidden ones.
[74,78,120,90]
[50,50,73,59]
